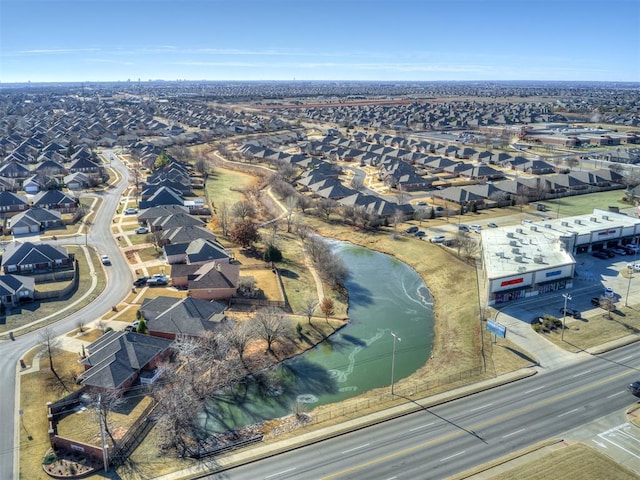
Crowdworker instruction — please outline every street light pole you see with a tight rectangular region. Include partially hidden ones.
[390,332,401,395]
[561,293,571,341]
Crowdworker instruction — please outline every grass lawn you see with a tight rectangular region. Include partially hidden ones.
[537,189,630,218]
[538,303,640,352]
[136,246,164,263]
[205,167,257,208]
[19,351,85,480]
[489,443,638,480]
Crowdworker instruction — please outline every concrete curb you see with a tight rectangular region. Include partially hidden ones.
[155,368,538,480]
[448,438,565,479]
[586,334,640,355]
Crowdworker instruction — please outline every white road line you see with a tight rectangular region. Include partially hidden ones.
[607,391,626,399]
[410,422,435,432]
[601,423,628,436]
[592,439,608,449]
[600,436,640,460]
[557,408,579,417]
[524,385,545,394]
[265,467,296,478]
[502,428,526,438]
[469,403,493,412]
[441,450,466,462]
[341,443,370,454]
[571,370,592,378]
[619,355,634,361]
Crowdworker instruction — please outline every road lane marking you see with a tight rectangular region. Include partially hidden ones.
[440,450,465,462]
[410,422,434,432]
[571,370,592,378]
[557,408,579,417]
[265,467,296,478]
[599,436,640,460]
[607,391,625,398]
[502,428,526,438]
[592,439,608,449]
[341,443,370,454]
[321,369,639,480]
[469,403,493,413]
[619,355,634,361]
[524,385,545,394]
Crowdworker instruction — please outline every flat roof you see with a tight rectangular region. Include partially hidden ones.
[532,209,640,238]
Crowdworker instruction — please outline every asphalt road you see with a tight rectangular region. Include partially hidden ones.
[201,343,640,479]
[0,155,132,480]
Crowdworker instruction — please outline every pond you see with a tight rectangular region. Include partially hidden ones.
[200,241,435,433]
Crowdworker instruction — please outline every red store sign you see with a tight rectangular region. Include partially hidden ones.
[500,277,524,287]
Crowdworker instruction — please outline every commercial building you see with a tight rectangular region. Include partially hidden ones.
[481,209,640,305]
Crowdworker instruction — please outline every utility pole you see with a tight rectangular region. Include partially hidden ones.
[98,394,109,472]
[390,332,401,395]
[561,293,572,341]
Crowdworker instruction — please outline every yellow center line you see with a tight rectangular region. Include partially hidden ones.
[321,368,635,479]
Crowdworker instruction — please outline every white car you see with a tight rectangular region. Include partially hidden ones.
[124,207,138,215]
[604,287,614,297]
[100,254,111,265]
[628,263,640,272]
[134,226,149,234]
[470,224,482,233]
[430,235,445,244]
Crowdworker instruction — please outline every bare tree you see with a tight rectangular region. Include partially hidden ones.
[231,200,256,221]
[297,194,312,214]
[225,321,254,367]
[39,327,66,390]
[252,308,289,357]
[217,202,231,237]
[284,196,298,233]
[317,198,336,221]
[350,176,365,191]
[320,297,335,328]
[599,295,615,320]
[302,298,318,324]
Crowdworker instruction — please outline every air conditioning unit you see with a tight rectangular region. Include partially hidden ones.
[517,266,526,273]
[530,226,537,231]
[510,240,518,246]
[561,221,569,226]
[512,248,520,254]
[534,256,544,263]
[515,255,523,262]
[516,228,523,234]
[507,232,514,238]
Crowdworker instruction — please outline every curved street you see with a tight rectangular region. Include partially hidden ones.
[0,155,133,480]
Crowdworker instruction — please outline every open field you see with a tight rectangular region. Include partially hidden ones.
[537,189,631,218]
[205,167,257,208]
[487,443,639,480]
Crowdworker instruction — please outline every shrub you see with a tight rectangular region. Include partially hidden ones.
[43,450,57,465]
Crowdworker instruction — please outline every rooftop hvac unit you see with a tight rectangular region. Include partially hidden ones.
[602,215,609,220]
[561,221,569,226]
[516,228,523,234]
[590,217,597,222]
[510,240,518,246]
[534,256,544,263]
[506,232,514,238]
[515,255,523,262]
[530,226,537,231]
[517,266,527,273]
[574,219,581,225]
[512,248,520,254]
[545,224,552,229]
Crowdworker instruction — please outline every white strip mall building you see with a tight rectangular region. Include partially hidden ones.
[480,209,640,305]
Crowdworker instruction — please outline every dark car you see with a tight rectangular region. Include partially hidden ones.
[601,249,616,258]
[414,230,426,238]
[133,276,149,287]
[590,297,601,307]
[629,381,640,395]
[405,226,419,234]
[592,251,608,259]
[559,307,582,319]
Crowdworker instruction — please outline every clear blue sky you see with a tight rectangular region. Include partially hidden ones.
[1,0,639,83]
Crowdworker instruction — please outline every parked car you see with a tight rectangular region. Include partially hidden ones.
[405,226,419,234]
[147,276,168,286]
[470,224,482,233]
[601,249,616,258]
[559,307,581,319]
[100,254,111,265]
[629,381,640,395]
[590,297,601,307]
[604,287,615,297]
[592,251,608,259]
[521,219,533,225]
[611,248,627,255]
[487,222,498,228]
[124,207,138,215]
[430,235,445,244]
[134,226,149,234]
[133,276,149,287]
[414,230,426,238]
[628,263,640,272]
[416,201,427,206]
[458,225,469,232]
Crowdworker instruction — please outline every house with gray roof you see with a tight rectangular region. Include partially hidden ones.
[78,331,172,391]
[8,207,62,235]
[2,241,73,274]
[164,238,230,265]
[139,296,227,340]
[32,189,78,213]
[170,261,239,301]
[0,274,35,306]
[0,191,29,218]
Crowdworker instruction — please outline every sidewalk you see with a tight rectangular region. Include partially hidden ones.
[152,368,537,480]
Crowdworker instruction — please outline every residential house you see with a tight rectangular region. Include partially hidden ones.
[32,189,78,213]
[8,208,62,235]
[170,261,239,300]
[2,241,73,274]
[139,296,227,340]
[164,238,230,265]
[0,274,35,306]
[78,331,173,390]
[0,191,29,218]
